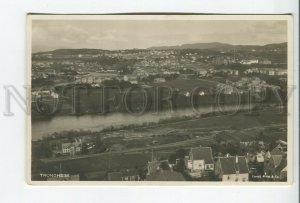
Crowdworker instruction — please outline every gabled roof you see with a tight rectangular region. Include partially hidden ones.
[147,160,160,174]
[190,147,213,164]
[280,166,287,172]
[147,159,169,174]
[275,158,287,173]
[147,171,185,181]
[272,155,283,168]
[61,140,81,149]
[218,156,249,175]
[271,144,285,155]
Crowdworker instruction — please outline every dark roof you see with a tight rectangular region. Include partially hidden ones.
[147,171,185,181]
[272,155,283,167]
[271,144,286,155]
[107,172,122,181]
[147,160,160,174]
[190,147,213,164]
[275,158,287,173]
[147,160,169,174]
[218,156,249,175]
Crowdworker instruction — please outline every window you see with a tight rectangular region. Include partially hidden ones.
[227,176,230,180]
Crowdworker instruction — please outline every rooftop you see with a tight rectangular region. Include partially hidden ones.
[218,156,249,175]
[190,147,214,164]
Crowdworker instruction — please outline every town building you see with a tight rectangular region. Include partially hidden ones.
[153,77,166,83]
[264,144,287,180]
[215,156,249,182]
[259,59,272,65]
[185,147,214,178]
[147,159,170,175]
[240,59,259,65]
[123,75,138,84]
[75,72,119,84]
[61,138,82,156]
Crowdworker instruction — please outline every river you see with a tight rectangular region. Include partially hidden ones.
[31,105,249,141]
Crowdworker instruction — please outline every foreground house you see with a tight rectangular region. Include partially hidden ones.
[146,158,184,181]
[185,147,214,178]
[264,144,287,180]
[215,156,249,182]
[147,159,170,175]
[61,138,82,156]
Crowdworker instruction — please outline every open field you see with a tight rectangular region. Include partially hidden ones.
[150,78,219,92]
[164,109,286,130]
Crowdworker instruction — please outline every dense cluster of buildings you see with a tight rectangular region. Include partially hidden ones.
[216,77,280,95]
[32,48,286,90]
[49,136,287,182]
[103,142,287,182]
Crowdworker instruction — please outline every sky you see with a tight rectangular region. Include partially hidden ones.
[32,20,287,53]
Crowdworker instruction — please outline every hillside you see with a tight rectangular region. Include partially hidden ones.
[148,42,287,52]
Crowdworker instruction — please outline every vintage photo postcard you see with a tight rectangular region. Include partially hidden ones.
[26,14,293,185]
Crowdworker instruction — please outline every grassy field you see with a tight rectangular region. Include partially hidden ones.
[151,79,219,92]
[43,152,151,174]
[160,109,286,130]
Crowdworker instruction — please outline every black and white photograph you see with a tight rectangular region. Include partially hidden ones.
[27,15,293,184]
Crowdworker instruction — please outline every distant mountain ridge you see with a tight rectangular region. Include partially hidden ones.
[148,42,287,50]
[34,42,287,55]
[148,42,232,50]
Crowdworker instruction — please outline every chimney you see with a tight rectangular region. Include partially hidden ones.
[235,155,239,174]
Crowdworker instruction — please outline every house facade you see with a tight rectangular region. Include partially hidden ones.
[185,147,214,178]
[61,138,82,156]
[215,156,249,182]
[264,144,287,180]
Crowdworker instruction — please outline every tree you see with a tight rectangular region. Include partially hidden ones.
[174,159,186,173]
[95,136,106,153]
[95,136,102,148]
[169,149,186,163]
[160,161,170,170]
[34,141,52,158]
[138,167,147,180]
[81,143,89,155]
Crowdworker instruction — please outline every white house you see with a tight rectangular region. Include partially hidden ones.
[61,138,82,156]
[186,147,214,178]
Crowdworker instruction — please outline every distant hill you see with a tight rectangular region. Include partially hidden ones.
[33,42,287,56]
[148,42,287,51]
[148,42,232,50]
[34,48,107,56]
